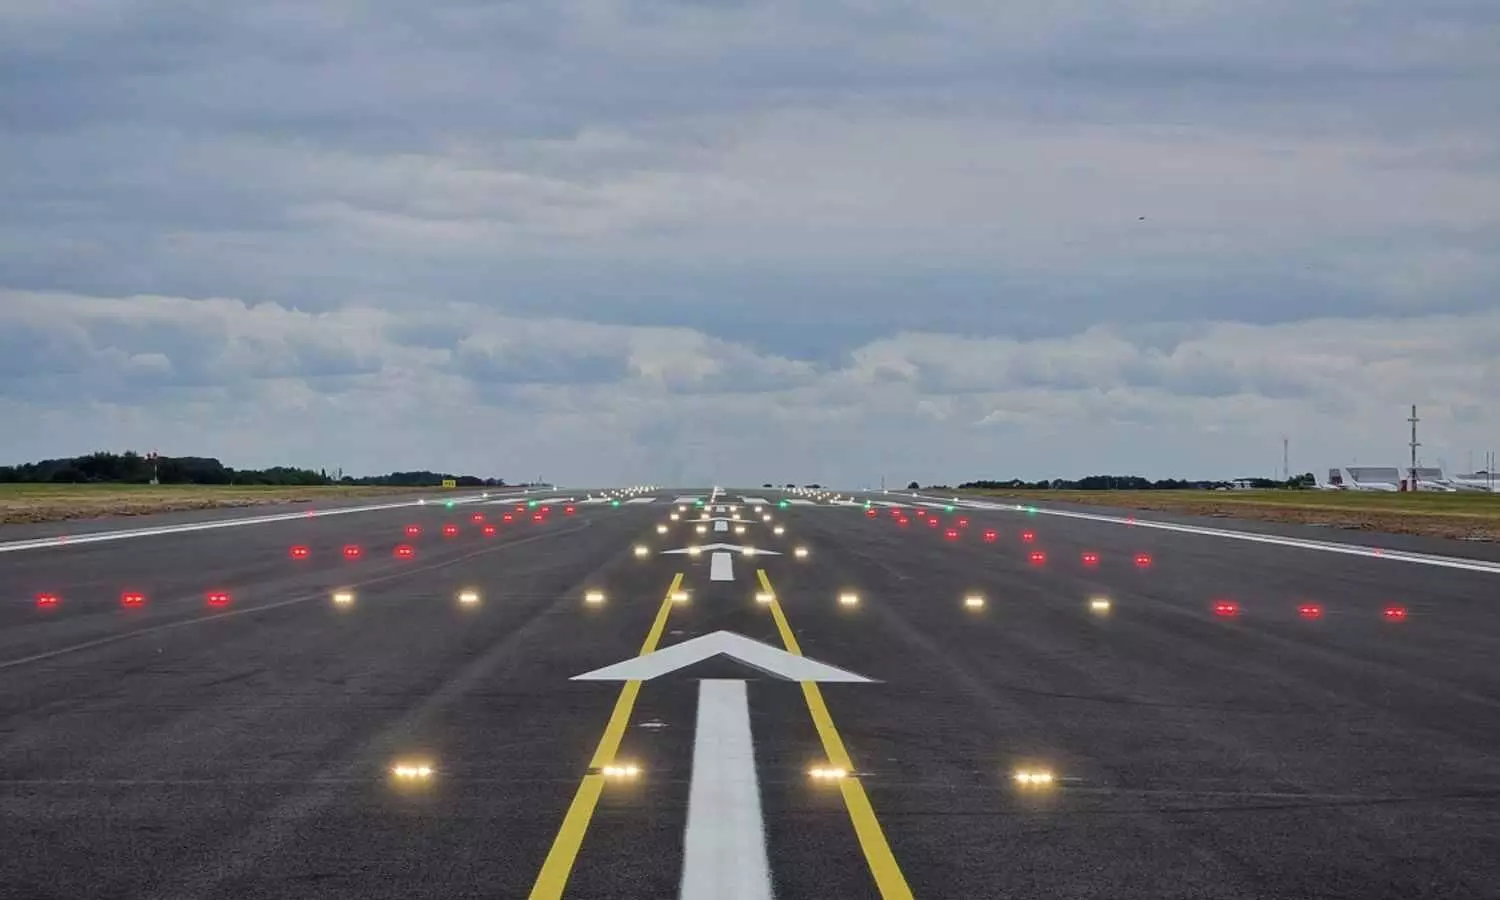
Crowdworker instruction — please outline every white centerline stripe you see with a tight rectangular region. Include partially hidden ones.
[680,679,773,900]
[710,551,735,581]
[714,520,729,533]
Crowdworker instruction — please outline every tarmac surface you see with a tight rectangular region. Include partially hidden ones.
[2,487,1498,899]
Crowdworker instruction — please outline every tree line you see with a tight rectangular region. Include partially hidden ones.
[907,474,1318,491]
[0,451,507,488]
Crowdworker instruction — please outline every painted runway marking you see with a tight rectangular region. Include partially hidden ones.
[625,497,655,504]
[714,520,729,532]
[928,494,1500,574]
[0,494,504,555]
[680,680,772,900]
[710,551,734,581]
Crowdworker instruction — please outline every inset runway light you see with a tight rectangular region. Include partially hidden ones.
[332,589,355,607]
[755,591,775,604]
[1021,531,1035,543]
[1134,553,1153,568]
[343,545,362,559]
[1298,603,1323,620]
[695,524,707,534]
[457,588,480,606]
[1214,600,1240,617]
[963,594,985,610]
[391,762,434,780]
[688,546,702,557]
[958,517,969,528]
[1089,597,1112,615]
[602,763,641,779]
[678,505,687,512]
[983,530,998,542]
[774,525,786,535]
[206,591,231,608]
[838,591,859,606]
[866,508,878,518]
[394,544,415,559]
[1013,769,1055,787]
[655,524,669,535]
[471,513,485,523]
[794,546,809,558]
[289,544,310,559]
[1028,551,1046,565]
[670,513,680,521]
[443,524,459,537]
[945,528,959,540]
[741,546,757,556]
[1081,551,1099,567]
[502,513,514,522]
[405,525,421,537]
[584,590,606,605]
[734,525,747,535]
[483,524,497,536]
[634,545,650,558]
[809,766,847,781]
[671,590,690,603]
[121,591,145,607]
[753,505,762,514]
[36,592,60,609]
[1383,605,1408,621]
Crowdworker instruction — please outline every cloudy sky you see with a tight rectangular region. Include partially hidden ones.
[2,1,1497,485]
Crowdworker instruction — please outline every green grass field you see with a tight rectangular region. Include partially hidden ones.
[0,483,441,525]
[961,488,1500,518]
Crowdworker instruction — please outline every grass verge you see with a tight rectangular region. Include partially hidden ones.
[958,489,1500,541]
[0,484,443,526]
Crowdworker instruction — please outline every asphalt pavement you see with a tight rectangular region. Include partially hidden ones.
[2,488,1498,899]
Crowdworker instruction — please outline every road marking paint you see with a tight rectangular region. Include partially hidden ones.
[714,520,729,532]
[625,497,655,504]
[756,569,914,900]
[0,494,512,555]
[529,573,685,900]
[680,680,773,900]
[918,493,1500,575]
[572,631,871,683]
[710,551,735,581]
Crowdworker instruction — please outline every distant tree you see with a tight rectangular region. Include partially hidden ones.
[906,481,920,490]
[784,483,795,488]
[762,483,773,488]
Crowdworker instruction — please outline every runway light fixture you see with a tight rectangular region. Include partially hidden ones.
[634,544,650,557]
[838,591,859,606]
[1013,769,1055,788]
[36,592,60,609]
[794,546,808,558]
[695,524,707,534]
[656,524,669,534]
[121,591,146,607]
[687,546,702,557]
[584,590,606,605]
[391,762,434,780]
[1089,597,1112,615]
[809,765,847,781]
[741,546,757,556]
[755,591,775,604]
[332,589,355,607]
[671,590,690,603]
[1298,603,1323,620]
[458,588,480,606]
[602,763,641,780]
[963,594,985,610]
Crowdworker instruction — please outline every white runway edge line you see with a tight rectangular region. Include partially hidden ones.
[0,493,504,555]
[680,680,773,900]
[908,492,1500,576]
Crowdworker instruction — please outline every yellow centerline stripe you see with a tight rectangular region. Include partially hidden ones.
[528,572,685,900]
[756,569,915,900]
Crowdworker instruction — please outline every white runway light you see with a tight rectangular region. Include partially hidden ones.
[838,591,859,606]
[657,524,669,534]
[634,544,650,557]
[793,546,808,558]
[584,590,606,605]
[755,591,775,604]
[457,588,480,605]
[1089,597,1112,614]
[964,594,985,609]
[331,589,355,607]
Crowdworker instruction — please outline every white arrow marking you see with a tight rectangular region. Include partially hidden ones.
[571,631,874,682]
[710,551,734,581]
[680,680,772,900]
[659,543,781,556]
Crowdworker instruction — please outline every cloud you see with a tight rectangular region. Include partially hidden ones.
[1,1,1497,481]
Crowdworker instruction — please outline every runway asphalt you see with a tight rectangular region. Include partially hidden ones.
[2,487,1498,899]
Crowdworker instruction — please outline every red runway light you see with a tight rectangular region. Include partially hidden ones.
[483,524,496,536]
[896,518,909,527]
[866,508,878,518]
[1383,605,1408,621]
[1082,551,1099,567]
[206,591,231,608]
[289,545,310,559]
[983,529,998,542]
[565,506,575,515]
[889,508,902,517]
[945,529,959,540]
[515,504,526,512]
[957,517,969,528]
[36,593,60,609]
[1214,600,1239,617]
[471,513,485,523]
[394,544,415,559]
[405,525,421,537]
[915,510,926,517]
[343,545,362,559]
[442,524,459,537]
[1134,553,1152,568]
[1298,603,1323,619]
[502,513,513,523]
[1028,551,1046,565]
[121,591,145,607]
[533,513,545,522]
[541,506,552,513]
[927,517,939,528]
[1021,531,1035,543]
